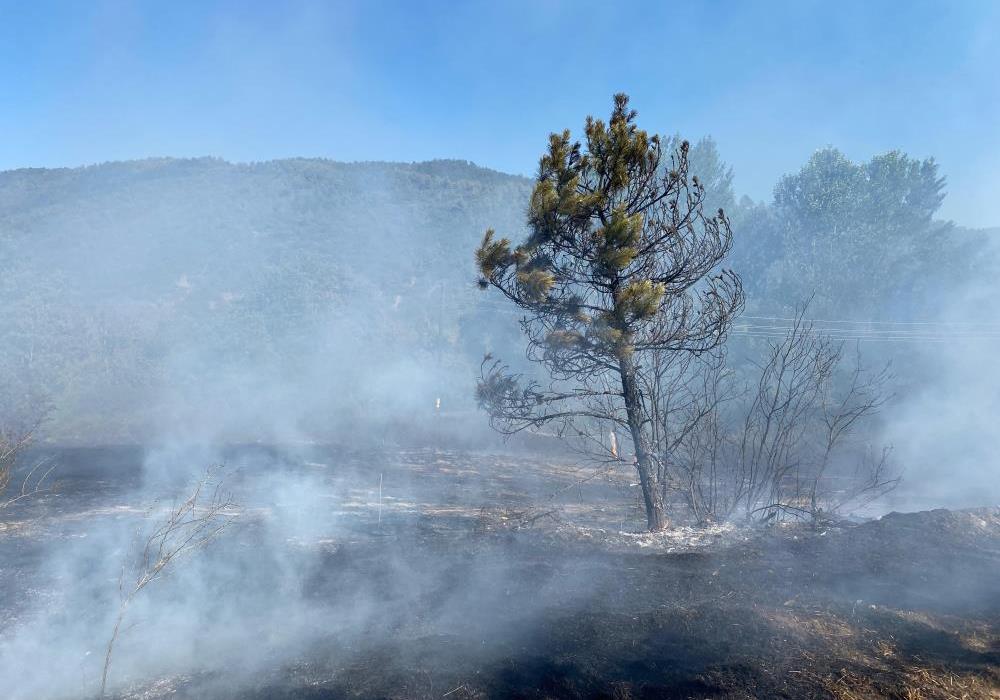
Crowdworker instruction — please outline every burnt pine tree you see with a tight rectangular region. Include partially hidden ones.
[475,95,743,531]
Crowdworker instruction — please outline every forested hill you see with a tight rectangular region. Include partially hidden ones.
[0,157,531,300]
[0,152,994,444]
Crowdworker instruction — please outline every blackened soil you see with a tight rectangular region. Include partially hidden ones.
[1,446,998,699]
[232,520,1000,700]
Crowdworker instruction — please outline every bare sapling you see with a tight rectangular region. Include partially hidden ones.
[100,467,238,697]
[661,305,897,524]
[0,418,55,513]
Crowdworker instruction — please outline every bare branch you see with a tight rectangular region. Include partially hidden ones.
[101,466,239,697]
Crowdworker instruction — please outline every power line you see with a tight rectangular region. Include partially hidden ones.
[732,324,1000,338]
[741,314,1000,328]
[729,331,953,343]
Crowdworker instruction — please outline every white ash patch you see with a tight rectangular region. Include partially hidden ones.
[0,519,34,536]
[121,673,195,699]
[535,518,753,552]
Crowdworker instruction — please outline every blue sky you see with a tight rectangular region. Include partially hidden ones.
[1,0,997,226]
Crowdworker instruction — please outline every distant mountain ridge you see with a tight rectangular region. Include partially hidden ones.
[0,157,532,295]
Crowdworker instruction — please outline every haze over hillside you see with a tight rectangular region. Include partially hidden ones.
[0,157,530,443]
[0,150,996,488]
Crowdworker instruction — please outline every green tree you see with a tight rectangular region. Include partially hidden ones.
[474,95,743,531]
[738,147,958,317]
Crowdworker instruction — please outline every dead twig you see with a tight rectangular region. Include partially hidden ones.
[100,466,239,697]
[0,418,53,513]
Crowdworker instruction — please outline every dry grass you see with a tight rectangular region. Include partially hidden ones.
[813,665,1000,700]
[758,603,1000,700]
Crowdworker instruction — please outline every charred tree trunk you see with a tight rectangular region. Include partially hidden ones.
[620,354,667,531]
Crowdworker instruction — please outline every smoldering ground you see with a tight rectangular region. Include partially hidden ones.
[0,439,639,699]
[0,443,998,699]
